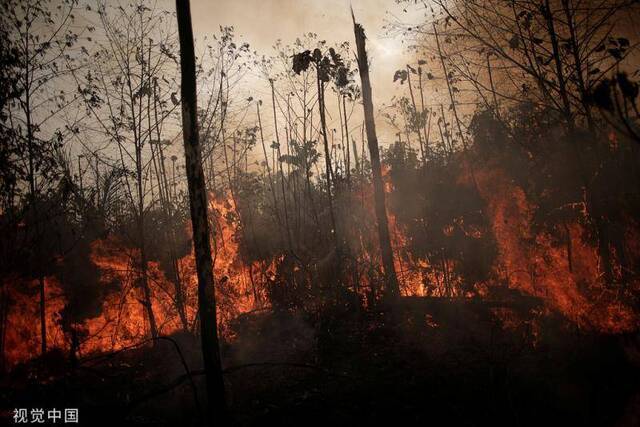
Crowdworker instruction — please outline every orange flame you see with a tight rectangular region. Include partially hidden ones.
[475,168,638,333]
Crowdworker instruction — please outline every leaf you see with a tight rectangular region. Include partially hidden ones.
[292,50,313,75]
[393,69,408,84]
[586,79,614,112]
[328,47,343,67]
[607,48,622,60]
[509,34,520,49]
[617,37,629,48]
[335,66,349,88]
[617,73,639,101]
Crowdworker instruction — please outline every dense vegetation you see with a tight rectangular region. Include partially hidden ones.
[1,0,639,425]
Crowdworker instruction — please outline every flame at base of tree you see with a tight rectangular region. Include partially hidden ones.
[475,168,638,333]
[350,164,465,299]
[3,276,67,368]
[2,194,277,368]
[3,171,638,368]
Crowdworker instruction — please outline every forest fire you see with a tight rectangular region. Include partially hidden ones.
[5,169,634,369]
[2,0,640,425]
[476,167,638,333]
[3,277,67,372]
[3,194,275,368]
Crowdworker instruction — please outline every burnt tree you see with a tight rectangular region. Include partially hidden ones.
[352,13,400,299]
[175,0,227,423]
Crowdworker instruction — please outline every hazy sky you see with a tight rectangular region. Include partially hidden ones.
[189,0,420,143]
[190,0,410,91]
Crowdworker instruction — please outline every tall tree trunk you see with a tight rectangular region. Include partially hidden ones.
[342,95,352,185]
[152,82,187,331]
[361,123,366,174]
[316,76,338,246]
[418,69,430,160]
[176,1,227,423]
[257,101,286,246]
[271,80,293,251]
[25,56,47,355]
[29,125,47,357]
[136,146,158,341]
[352,14,400,299]
[436,110,448,158]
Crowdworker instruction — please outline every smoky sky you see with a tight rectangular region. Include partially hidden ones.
[189,0,420,143]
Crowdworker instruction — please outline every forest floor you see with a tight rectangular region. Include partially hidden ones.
[2,293,640,426]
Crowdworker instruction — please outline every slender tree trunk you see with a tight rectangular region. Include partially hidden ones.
[406,68,426,166]
[316,76,338,246]
[436,112,448,158]
[439,104,452,156]
[29,116,47,356]
[154,81,172,204]
[222,129,235,199]
[342,95,352,185]
[136,144,158,341]
[152,83,187,331]
[286,95,301,246]
[418,70,430,160]
[271,81,293,251]
[257,102,286,245]
[352,135,360,175]
[176,1,227,423]
[361,123,366,174]
[24,54,48,355]
[353,14,400,299]
[486,54,501,121]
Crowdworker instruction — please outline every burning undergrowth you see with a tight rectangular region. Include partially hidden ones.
[2,110,639,376]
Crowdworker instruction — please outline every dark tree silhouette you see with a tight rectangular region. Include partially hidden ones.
[352,12,400,299]
[175,0,227,424]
